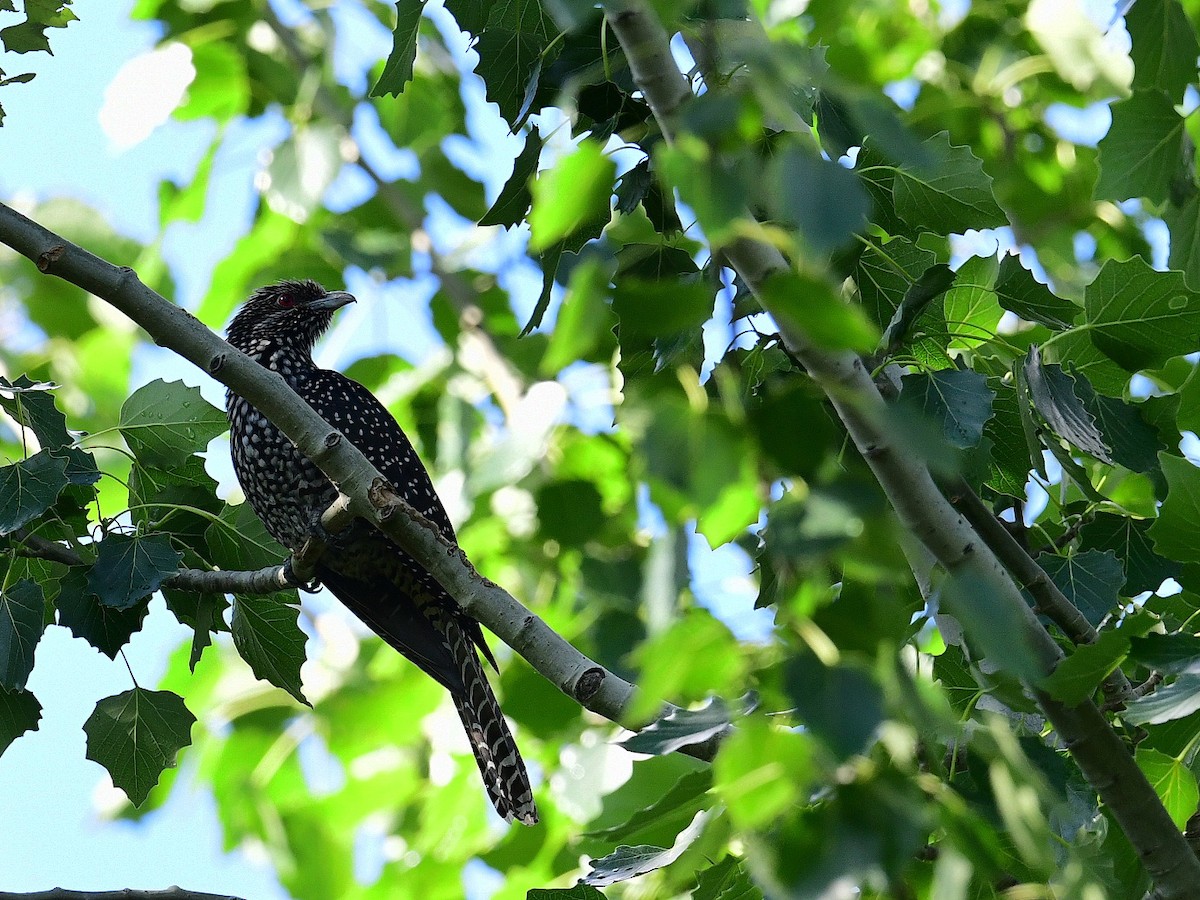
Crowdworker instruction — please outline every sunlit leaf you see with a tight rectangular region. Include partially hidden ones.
[231,593,309,706]
[118,379,228,467]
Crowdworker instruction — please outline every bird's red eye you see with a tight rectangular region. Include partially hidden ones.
[277,296,297,309]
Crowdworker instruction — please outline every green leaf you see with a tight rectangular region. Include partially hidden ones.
[540,256,617,374]
[1125,673,1200,725]
[898,369,995,450]
[984,383,1034,498]
[1126,0,1200,102]
[118,379,228,466]
[1136,748,1199,829]
[581,809,710,887]
[83,688,195,807]
[528,888,606,900]
[880,263,955,353]
[621,697,732,756]
[715,715,812,828]
[1131,287,1199,384]
[163,589,226,672]
[1080,513,1180,594]
[473,0,556,127]
[1095,90,1185,204]
[528,141,614,251]
[1165,194,1200,289]
[0,449,69,535]
[369,0,425,97]
[994,255,1079,329]
[585,769,713,845]
[1022,348,1111,463]
[262,124,344,223]
[230,593,309,706]
[0,684,41,758]
[205,502,288,569]
[783,655,882,758]
[890,131,1007,234]
[762,272,879,352]
[692,855,762,900]
[0,580,44,691]
[1040,629,1129,705]
[0,375,70,449]
[1071,377,1163,473]
[57,566,150,659]
[940,569,1042,682]
[480,125,542,227]
[174,42,248,122]
[764,148,869,253]
[1036,550,1125,627]
[1149,454,1200,564]
[1129,633,1200,674]
[87,533,182,610]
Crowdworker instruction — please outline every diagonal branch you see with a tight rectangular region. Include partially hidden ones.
[597,0,1200,893]
[0,201,720,759]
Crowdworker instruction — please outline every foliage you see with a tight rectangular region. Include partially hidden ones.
[5,0,1200,897]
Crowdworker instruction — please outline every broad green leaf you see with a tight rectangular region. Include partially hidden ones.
[230,593,309,706]
[528,141,614,251]
[943,255,1002,350]
[612,278,714,338]
[369,0,425,98]
[1126,0,1200,101]
[984,383,1034,498]
[540,256,617,374]
[1095,90,1185,204]
[86,533,182,610]
[1040,629,1129,705]
[528,888,606,900]
[1023,348,1111,463]
[1137,748,1199,829]
[0,375,70,449]
[0,684,40,758]
[83,688,195,807]
[940,570,1042,682]
[1072,378,1163,473]
[621,698,731,756]
[994,254,1079,329]
[1149,454,1200,564]
[764,147,869,253]
[783,655,882,759]
[715,716,812,828]
[1129,634,1200,674]
[854,236,938,325]
[205,502,288,570]
[261,123,343,223]
[630,611,745,721]
[1080,513,1180,594]
[1125,673,1200,725]
[0,449,69,535]
[1082,255,1200,375]
[585,769,713,845]
[162,589,226,672]
[118,379,228,466]
[57,566,150,659]
[474,0,556,127]
[1036,550,1124,627]
[174,42,247,122]
[0,579,44,691]
[898,369,995,450]
[890,132,1007,234]
[1165,194,1200,289]
[880,263,955,353]
[762,272,879,352]
[581,809,710,886]
[535,479,605,545]
[692,855,762,900]
[480,125,541,227]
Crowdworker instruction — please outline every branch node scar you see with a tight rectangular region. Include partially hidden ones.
[37,244,65,271]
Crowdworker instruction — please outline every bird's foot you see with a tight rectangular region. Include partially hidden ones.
[282,556,322,593]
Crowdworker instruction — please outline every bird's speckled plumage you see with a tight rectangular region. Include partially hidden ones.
[225,280,537,824]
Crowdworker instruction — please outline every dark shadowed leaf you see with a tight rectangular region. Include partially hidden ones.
[57,566,150,659]
[692,855,763,900]
[0,579,44,691]
[83,688,195,807]
[1149,454,1200,564]
[1126,0,1200,101]
[205,502,288,570]
[369,0,425,97]
[528,887,606,900]
[1129,634,1200,674]
[783,655,882,759]
[1095,90,1185,205]
[481,125,542,227]
[87,533,181,610]
[764,148,869,253]
[994,255,1079,329]
[890,132,1007,233]
[0,684,40,758]
[1040,629,1129,705]
[898,369,995,450]
[231,593,309,706]
[0,376,70,449]
[1080,513,1180,594]
[621,697,732,755]
[0,449,69,535]
[1036,550,1125,627]
[1023,348,1111,463]
[880,263,954,353]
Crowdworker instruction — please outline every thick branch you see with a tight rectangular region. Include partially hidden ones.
[599,0,1200,892]
[0,202,713,757]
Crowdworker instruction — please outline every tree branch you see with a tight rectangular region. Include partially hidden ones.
[0,201,718,759]
[598,0,1200,892]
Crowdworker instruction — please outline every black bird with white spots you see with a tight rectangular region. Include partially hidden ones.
[225,279,537,824]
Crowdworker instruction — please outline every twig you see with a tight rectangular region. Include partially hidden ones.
[598,0,1200,891]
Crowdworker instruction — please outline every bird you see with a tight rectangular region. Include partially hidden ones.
[224,279,537,825]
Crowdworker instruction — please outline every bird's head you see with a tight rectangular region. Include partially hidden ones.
[226,280,356,357]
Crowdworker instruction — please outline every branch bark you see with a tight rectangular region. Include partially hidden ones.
[598,0,1200,893]
[0,201,718,758]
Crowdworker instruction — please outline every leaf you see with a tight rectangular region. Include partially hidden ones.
[83,688,196,807]
[615,159,652,214]
[0,449,69,535]
[1082,257,1200,374]
[897,369,995,450]
[1022,347,1111,463]
[1095,90,1185,204]
[164,589,228,672]
[1136,748,1199,829]
[764,148,869,253]
[1036,550,1125,627]
[943,255,1003,350]
[1040,629,1129,705]
[0,579,44,691]
[369,0,425,98]
[0,684,41,758]
[940,570,1042,682]
[1071,377,1164,473]
[984,383,1034,499]
[205,502,288,570]
[994,255,1079,329]
[262,124,344,223]
[528,141,614,251]
[1149,454,1200,564]
[692,855,762,900]
[890,131,1007,234]
[528,888,606,900]
[581,809,711,887]
[762,272,879,352]
[1165,194,1200,289]
[118,379,228,466]
[480,125,542,227]
[0,375,70,449]
[1125,673,1200,725]
[621,698,732,755]
[715,716,812,828]
[56,567,151,660]
[1080,513,1180,594]
[783,655,883,759]
[1129,633,1200,674]
[540,256,617,374]
[87,533,182,610]
[585,769,713,844]
[881,263,955,353]
[231,593,309,706]
[1125,0,1200,102]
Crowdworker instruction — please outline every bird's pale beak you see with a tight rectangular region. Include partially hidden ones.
[310,291,356,311]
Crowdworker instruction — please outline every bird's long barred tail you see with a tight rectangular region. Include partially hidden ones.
[441,612,538,824]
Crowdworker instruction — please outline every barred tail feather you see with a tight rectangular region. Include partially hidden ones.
[442,616,537,824]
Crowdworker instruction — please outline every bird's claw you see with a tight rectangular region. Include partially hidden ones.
[283,557,322,593]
